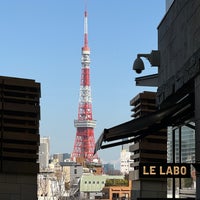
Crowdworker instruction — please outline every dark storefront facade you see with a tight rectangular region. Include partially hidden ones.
[95,0,200,199]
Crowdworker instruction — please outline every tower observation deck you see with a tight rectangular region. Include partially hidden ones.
[71,9,98,164]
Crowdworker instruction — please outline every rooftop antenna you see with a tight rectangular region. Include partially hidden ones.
[83,0,89,50]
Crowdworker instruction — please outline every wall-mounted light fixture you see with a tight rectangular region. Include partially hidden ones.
[133,50,160,74]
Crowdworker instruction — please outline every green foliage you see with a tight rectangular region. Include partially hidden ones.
[183,178,193,188]
[167,178,193,189]
[105,179,129,187]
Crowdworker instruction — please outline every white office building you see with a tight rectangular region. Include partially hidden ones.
[38,136,50,170]
[120,143,133,175]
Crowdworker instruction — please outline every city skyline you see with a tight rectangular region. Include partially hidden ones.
[0,1,165,165]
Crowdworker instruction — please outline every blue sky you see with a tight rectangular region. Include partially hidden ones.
[0,1,165,166]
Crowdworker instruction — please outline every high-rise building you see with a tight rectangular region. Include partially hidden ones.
[120,141,133,175]
[129,92,167,168]
[39,136,50,170]
[103,163,115,175]
[53,152,70,163]
[167,124,195,163]
[0,76,40,200]
[120,148,133,175]
[71,9,97,164]
[129,91,167,198]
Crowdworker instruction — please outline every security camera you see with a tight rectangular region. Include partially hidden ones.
[133,57,144,74]
[132,50,160,74]
[135,68,143,74]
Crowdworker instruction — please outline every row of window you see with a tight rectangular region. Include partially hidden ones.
[84,181,105,184]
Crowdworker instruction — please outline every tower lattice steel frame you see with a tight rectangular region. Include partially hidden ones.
[71,10,97,163]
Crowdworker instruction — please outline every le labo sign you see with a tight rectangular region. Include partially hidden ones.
[139,163,191,178]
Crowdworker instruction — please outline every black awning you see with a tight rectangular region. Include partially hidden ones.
[94,93,194,154]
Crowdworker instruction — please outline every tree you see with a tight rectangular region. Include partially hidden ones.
[51,168,67,200]
[38,173,51,200]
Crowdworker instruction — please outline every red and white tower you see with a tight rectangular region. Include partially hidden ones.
[71,9,97,164]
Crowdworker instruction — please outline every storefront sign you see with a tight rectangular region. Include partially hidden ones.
[139,163,191,178]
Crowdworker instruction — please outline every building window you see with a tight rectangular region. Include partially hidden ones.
[112,193,119,198]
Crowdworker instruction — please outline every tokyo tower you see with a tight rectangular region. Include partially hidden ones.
[71,8,97,164]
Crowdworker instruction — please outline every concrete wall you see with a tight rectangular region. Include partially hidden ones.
[0,174,37,200]
[157,0,200,105]
[157,1,200,198]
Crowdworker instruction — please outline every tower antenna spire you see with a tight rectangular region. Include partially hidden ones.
[84,0,88,12]
[83,0,89,50]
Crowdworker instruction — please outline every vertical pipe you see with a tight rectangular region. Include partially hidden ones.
[179,127,182,191]
[195,74,200,200]
[172,129,176,199]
